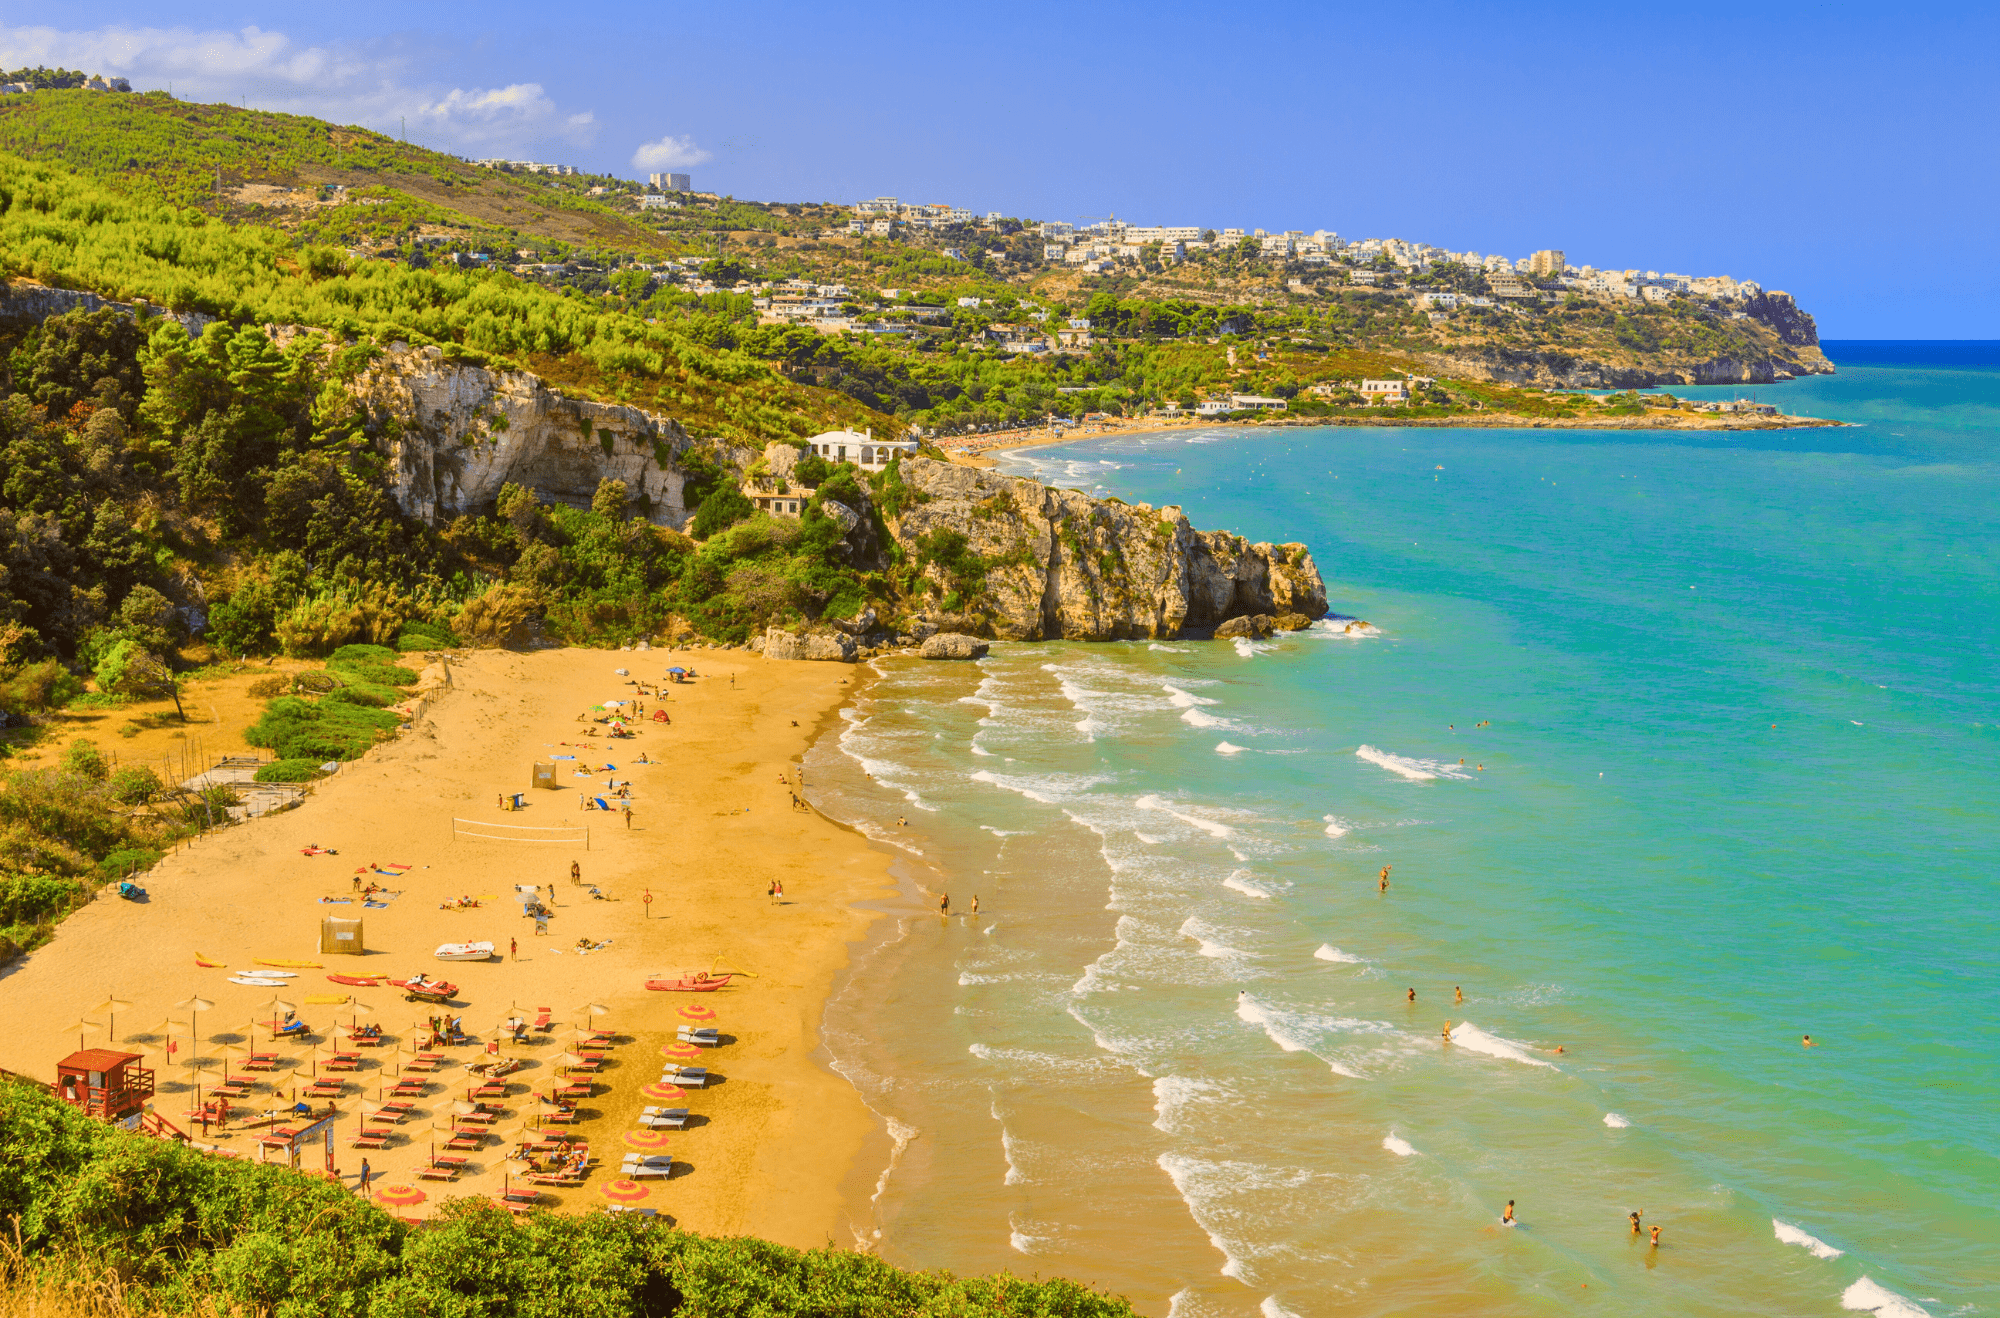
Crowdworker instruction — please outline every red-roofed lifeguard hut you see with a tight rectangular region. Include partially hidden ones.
[54,1049,154,1125]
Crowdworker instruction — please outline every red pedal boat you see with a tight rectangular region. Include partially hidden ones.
[391,974,458,1002]
[327,974,387,986]
[645,972,732,993]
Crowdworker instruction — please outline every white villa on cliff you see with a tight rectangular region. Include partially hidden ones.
[806,428,918,472]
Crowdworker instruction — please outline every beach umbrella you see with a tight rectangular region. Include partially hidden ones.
[349,999,375,1034]
[625,1129,671,1151]
[502,1157,533,1198]
[91,997,133,1043]
[576,1002,610,1031]
[661,1043,702,1063]
[676,1004,716,1022]
[601,1178,650,1204]
[641,1082,687,1102]
[211,1043,248,1082]
[554,1051,587,1075]
[57,1019,102,1053]
[375,1184,426,1208]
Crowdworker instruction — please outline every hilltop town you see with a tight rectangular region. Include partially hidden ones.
[0,81,1832,435]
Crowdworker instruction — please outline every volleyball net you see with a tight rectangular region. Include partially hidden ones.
[452,818,590,849]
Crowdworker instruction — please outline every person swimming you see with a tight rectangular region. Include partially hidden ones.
[1407,987,1417,1002]
[1803,1034,1815,1047]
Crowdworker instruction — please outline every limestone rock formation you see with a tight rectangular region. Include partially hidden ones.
[888,459,1326,641]
[761,628,857,663]
[346,343,697,526]
[1215,615,1276,640]
[920,633,990,660]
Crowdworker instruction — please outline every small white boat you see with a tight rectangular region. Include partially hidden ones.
[434,941,497,962]
[229,976,289,987]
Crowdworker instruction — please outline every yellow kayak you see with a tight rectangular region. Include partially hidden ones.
[304,993,350,1005]
[195,953,226,968]
[254,958,324,968]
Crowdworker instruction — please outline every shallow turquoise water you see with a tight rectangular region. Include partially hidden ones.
[809,350,1999,1317]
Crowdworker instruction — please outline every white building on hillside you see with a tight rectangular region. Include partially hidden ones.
[806,429,920,471]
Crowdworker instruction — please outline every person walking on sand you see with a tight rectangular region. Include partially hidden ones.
[774,879,784,903]
[509,937,517,961]
[767,881,776,906]
[352,874,361,893]
[570,861,581,885]
[623,802,633,829]
[357,1157,371,1197]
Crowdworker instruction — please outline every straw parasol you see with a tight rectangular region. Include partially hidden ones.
[375,1184,426,1207]
[211,1043,248,1082]
[92,997,134,1043]
[502,1157,534,1198]
[554,1051,586,1075]
[57,1019,102,1053]
[576,1002,611,1032]
[600,1178,650,1203]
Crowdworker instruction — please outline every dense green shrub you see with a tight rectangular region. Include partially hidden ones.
[0,1081,1135,1316]
[253,758,326,783]
[244,695,400,762]
[59,739,108,782]
[107,764,162,804]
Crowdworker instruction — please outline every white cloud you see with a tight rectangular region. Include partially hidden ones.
[631,134,712,171]
[0,22,597,155]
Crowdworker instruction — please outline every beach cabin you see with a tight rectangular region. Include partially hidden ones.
[319,916,365,956]
[804,428,920,472]
[533,761,558,790]
[55,1049,153,1123]
[743,485,808,517]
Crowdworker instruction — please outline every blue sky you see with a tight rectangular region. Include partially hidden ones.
[7,1,1997,336]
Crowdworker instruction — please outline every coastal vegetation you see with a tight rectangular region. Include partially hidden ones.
[0,1078,1135,1316]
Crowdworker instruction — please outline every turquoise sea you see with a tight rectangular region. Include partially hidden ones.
[805,345,1999,1317]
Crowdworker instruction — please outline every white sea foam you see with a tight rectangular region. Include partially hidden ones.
[980,825,1026,836]
[1840,1278,1931,1318]
[1234,993,1367,1077]
[1076,716,1110,739]
[1314,944,1364,963]
[870,1116,919,1211]
[1136,793,1237,837]
[1000,1127,1028,1185]
[1223,871,1274,899]
[970,743,994,756]
[1182,707,1230,729]
[1008,1214,1059,1255]
[1774,1219,1844,1259]
[1355,744,1473,781]
[1156,1153,1253,1280]
[1161,682,1219,708]
[1232,637,1257,658]
[1135,832,1166,845]
[1382,1133,1417,1157]
[970,769,1056,804]
[1151,1076,1222,1133]
[1216,741,1246,755]
[1322,814,1351,838]
[1179,917,1246,959]
[1603,1112,1632,1128]
[1308,616,1382,640]
[1447,1021,1555,1069]
[1149,644,1189,652]
[1259,1299,1302,1318]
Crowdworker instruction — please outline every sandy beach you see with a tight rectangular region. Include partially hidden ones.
[0,647,895,1243]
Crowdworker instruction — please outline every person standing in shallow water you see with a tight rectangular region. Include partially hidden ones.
[939,893,950,915]
[1502,1200,1515,1225]
[1378,865,1391,891]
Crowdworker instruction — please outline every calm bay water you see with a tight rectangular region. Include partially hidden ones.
[805,346,1999,1317]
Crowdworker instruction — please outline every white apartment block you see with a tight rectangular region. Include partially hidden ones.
[648,173,691,191]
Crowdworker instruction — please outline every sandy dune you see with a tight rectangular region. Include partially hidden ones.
[0,647,893,1243]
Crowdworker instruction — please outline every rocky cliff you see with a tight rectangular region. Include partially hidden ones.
[885,459,1325,641]
[338,348,1328,641]
[347,344,704,526]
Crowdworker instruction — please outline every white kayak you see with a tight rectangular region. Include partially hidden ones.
[229,976,289,987]
[434,941,497,962]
